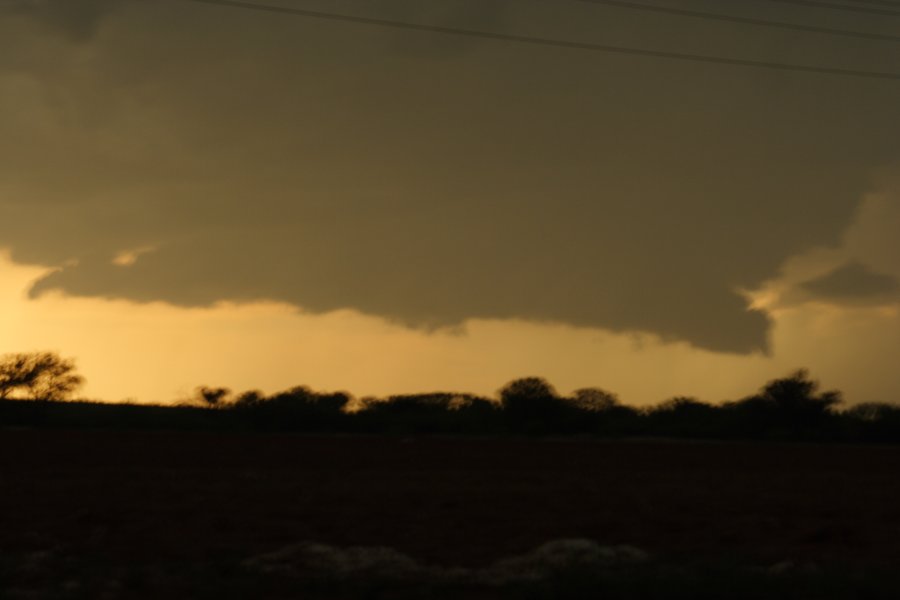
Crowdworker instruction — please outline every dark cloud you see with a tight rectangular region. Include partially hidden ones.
[800,261,900,303]
[380,0,508,58]
[3,0,900,353]
[0,0,121,40]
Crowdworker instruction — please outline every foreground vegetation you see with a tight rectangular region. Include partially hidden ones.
[5,539,899,600]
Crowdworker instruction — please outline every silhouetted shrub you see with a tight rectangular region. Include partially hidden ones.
[233,390,265,407]
[0,351,84,401]
[558,389,639,435]
[351,393,499,434]
[842,402,900,443]
[644,397,721,438]
[194,386,231,408]
[499,377,574,433]
[4,368,900,443]
[571,388,620,412]
[230,386,351,431]
[0,398,225,430]
[724,370,842,439]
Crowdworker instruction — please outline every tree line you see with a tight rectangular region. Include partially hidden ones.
[2,351,900,442]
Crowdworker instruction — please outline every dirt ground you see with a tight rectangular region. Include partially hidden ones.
[1,431,899,571]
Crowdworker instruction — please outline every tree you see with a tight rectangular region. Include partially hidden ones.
[646,397,719,437]
[727,369,841,437]
[499,377,558,406]
[195,386,231,407]
[759,369,841,412]
[652,396,713,415]
[571,387,620,412]
[498,377,567,432]
[0,352,84,401]
[230,386,351,432]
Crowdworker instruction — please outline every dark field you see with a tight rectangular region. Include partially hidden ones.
[2,431,900,598]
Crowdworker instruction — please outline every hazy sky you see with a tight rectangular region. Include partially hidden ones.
[2,0,899,404]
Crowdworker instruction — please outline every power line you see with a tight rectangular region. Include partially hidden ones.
[571,0,900,43]
[758,0,900,16]
[833,0,900,8]
[179,0,900,81]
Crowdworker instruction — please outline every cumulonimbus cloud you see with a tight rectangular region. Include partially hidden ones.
[3,0,900,354]
[0,0,122,40]
[800,261,900,304]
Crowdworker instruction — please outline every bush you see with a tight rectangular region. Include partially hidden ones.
[0,351,84,401]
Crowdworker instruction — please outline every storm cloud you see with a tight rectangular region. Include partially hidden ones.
[3,0,900,354]
[0,0,120,40]
[801,261,900,304]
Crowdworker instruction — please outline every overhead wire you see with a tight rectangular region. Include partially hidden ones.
[809,0,900,8]
[570,0,900,43]
[851,0,900,7]
[177,0,900,81]
[756,0,900,16]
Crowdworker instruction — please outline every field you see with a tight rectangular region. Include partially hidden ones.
[2,431,900,598]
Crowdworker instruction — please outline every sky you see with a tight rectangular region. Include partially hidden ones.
[1,0,899,405]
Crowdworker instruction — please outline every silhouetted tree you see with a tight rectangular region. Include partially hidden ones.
[843,402,900,443]
[195,386,231,408]
[499,377,571,433]
[230,386,351,431]
[571,388,620,412]
[646,397,719,437]
[652,396,714,416]
[233,390,265,407]
[760,369,841,434]
[761,369,841,412]
[499,377,557,404]
[846,402,897,422]
[353,393,498,433]
[4,366,891,441]
[727,369,841,438]
[0,352,84,401]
